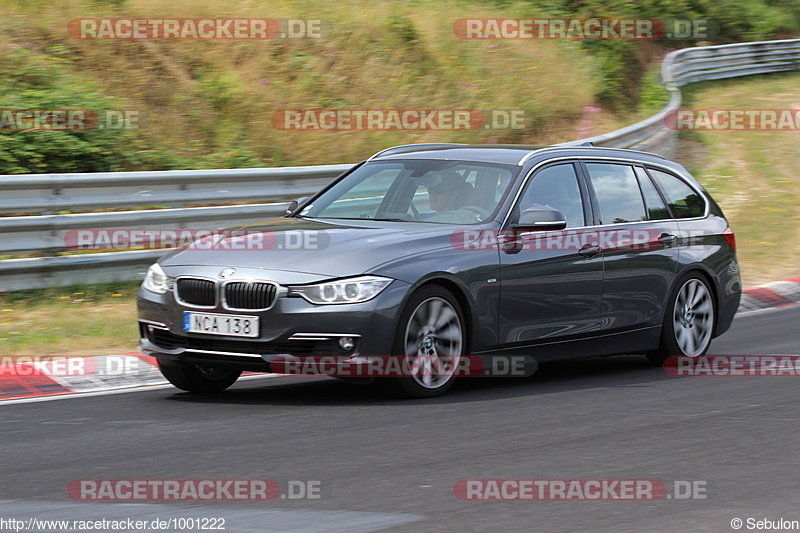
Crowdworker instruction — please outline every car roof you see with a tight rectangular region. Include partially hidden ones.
[368,143,674,168]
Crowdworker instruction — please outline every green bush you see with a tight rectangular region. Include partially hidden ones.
[500,0,800,107]
[0,48,265,174]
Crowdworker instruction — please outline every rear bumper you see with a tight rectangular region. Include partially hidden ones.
[713,258,742,337]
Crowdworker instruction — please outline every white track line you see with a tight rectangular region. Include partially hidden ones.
[0,373,282,407]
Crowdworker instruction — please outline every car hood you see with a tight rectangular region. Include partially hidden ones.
[159,217,480,279]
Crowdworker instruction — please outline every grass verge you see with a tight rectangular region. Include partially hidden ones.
[0,282,139,357]
[675,71,800,287]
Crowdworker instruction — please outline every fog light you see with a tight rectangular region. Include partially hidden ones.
[338,336,355,351]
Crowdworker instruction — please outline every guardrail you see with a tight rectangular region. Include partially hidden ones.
[0,166,350,290]
[580,39,800,155]
[0,165,351,215]
[1,39,799,291]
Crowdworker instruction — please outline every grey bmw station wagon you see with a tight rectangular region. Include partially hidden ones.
[138,143,741,397]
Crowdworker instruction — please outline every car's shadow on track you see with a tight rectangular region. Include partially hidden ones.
[162,354,675,406]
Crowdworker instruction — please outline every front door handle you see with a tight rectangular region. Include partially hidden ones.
[578,244,602,257]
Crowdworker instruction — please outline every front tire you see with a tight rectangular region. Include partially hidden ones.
[647,273,716,366]
[389,286,466,398]
[157,360,242,392]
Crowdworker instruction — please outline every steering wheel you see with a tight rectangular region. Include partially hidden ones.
[426,205,490,224]
[460,205,490,221]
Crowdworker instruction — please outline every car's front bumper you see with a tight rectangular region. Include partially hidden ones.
[137,277,412,371]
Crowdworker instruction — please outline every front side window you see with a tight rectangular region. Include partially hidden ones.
[517,163,585,228]
[585,163,647,224]
[299,160,519,224]
[647,168,706,219]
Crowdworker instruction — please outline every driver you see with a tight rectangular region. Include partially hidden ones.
[427,172,475,214]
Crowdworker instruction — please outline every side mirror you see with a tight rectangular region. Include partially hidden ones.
[516,205,567,231]
[285,197,309,216]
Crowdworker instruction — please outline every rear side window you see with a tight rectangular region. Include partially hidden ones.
[647,169,706,219]
[634,167,670,220]
[585,163,646,224]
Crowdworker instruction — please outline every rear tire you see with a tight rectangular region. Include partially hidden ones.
[646,273,716,366]
[157,360,242,392]
[388,285,466,398]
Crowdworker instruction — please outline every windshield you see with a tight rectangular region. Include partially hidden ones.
[299,159,520,224]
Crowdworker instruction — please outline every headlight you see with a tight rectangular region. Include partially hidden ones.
[290,276,392,304]
[142,263,173,294]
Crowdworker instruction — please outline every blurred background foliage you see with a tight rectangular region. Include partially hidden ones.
[0,0,797,173]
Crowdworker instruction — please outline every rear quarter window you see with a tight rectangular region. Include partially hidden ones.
[647,168,706,219]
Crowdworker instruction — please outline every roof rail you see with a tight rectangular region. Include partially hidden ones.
[517,145,667,166]
[367,143,468,161]
[555,140,594,148]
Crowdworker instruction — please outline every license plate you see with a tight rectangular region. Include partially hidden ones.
[183,312,259,338]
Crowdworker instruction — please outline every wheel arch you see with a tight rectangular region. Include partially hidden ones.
[673,264,721,337]
[401,276,476,354]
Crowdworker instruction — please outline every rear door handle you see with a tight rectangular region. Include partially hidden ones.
[578,244,602,257]
[659,233,677,245]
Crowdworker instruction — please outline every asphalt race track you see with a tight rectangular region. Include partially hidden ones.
[1,305,799,532]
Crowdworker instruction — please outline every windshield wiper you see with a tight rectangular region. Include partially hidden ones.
[318,216,413,222]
